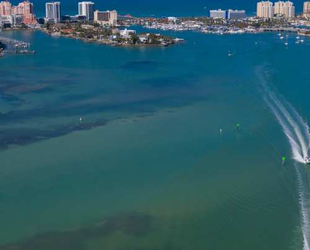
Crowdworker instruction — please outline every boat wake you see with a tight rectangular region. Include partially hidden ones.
[256,66,310,250]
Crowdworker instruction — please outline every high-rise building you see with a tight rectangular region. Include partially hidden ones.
[78,1,94,21]
[0,1,35,24]
[304,2,310,17]
[45,2,61,23]
[210,9,227,19]
[274,1,295,18]
[94,10,117,26]
[257,1,274,18]
[0,1,12,16]
[227,9,246,19]
[12,1,36,24]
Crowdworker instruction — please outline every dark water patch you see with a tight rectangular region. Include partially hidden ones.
[0,120,108,150]
[0,128,61,149]
[56,120,108,133]
[120,60,162,71]
[0,84,210,126]
[0,80,23,91]
[0,93,24,104]
[0,212,153,250]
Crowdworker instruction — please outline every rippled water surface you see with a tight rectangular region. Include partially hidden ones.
[1,29,310,250]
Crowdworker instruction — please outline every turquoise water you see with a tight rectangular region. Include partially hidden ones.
[0,29,310,250]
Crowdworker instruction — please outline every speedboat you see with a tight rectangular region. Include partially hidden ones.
[305,156,310,165]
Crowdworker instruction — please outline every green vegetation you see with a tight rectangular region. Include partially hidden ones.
[44,23,178,46]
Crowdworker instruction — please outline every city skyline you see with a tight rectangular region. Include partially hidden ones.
[0,0,309,20]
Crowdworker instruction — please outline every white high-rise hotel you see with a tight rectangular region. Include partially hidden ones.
[304,2,310,17]
[257,1,295,19]
[45,2,61,23]
[257,1,274,18]
[274,1,295,18]
[78,1,94,21]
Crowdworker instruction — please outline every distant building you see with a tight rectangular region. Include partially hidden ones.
[0,13,22,26]
[78,1,94,21]
[304,2,310,17]
[0,1,12,15]
[227,9,246,19]
[12,14,23,25]
[94,10,117,26]
[120,28,136,39]
[210,9,227,19]
[167,16,178,23]
[45,2,61,23]
[257,1,274,18]
[0,1,35,24]
[12,1,36,24]
[274,1,295,18]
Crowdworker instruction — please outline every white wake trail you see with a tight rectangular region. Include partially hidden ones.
[296,164,310,250]
[258,70,308,163]
[256,67,310,250]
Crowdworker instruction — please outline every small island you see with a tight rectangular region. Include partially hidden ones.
[43,23,183,47]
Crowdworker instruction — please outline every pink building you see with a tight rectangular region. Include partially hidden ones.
[0,1,36,24]
[13,1,36,24]
[0,1,12,15]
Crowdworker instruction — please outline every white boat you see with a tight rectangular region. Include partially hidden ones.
[285,42,288,46]
[296,36,300,39]
[301,40,305,43]
[305,156,310,165]
[280,36,284,40]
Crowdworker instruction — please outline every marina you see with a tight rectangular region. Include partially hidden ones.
[0,36,35,55]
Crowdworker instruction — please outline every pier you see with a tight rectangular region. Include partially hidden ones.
[0,36,35,55]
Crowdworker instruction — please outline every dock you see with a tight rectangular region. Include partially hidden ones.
[0,36,35,55]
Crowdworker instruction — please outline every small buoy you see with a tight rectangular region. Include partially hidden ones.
[282,156,286,165]
[80,117,83,122]
[220,129,223,134]
[236,123,240,131]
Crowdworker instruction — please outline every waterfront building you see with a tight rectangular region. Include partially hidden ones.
[0,13,23,27]
[12,1,36,24]
[94,10,117,26]
[12,13,23,25]
[45,2,61,23]
[78,1,94,21]
[0,1,12,15]
[227,9,246,19]
[257,1,274,18]
[274,1,295,18]
[167,17,178,23]
[120,28,136,39]
[210,9,227,19]
[304,2,310,17]
[0,1,35,24]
